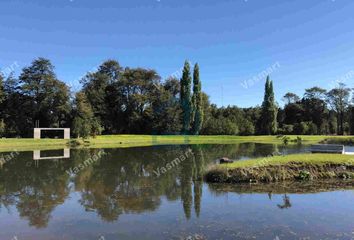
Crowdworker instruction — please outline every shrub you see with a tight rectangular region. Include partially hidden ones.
[279,124,294,134]
[298,170,311,180]
[204,167,229,183]
[282,136,290,145]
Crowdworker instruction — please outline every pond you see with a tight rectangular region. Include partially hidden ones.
[0,144,353,240]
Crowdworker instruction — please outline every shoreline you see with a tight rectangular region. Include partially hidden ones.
[0,135,353,152]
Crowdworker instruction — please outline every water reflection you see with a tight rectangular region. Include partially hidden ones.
[277,194,292,209]
[33,149,70,160]
[0,144,352,240]
[0,151,71,228]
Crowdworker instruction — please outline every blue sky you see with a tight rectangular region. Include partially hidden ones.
[1,0,354,107]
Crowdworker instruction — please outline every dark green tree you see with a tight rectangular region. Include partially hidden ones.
[350,106,354,135]
[0,74,5,136]
[191,63,203,135]
[326,83,351,135]
[268,80,278,134]
[0,74,5,105]
[303,87,328,134]
[104,67,161,134]
[258,76,278,134]
[81,60,122,132]
[72,92,101,138]
[151,77,182,134]
[282,92,302,125]
[282,92,300,105]
[19,58,71,131]
[180,61,192,134]
[1,75,26,136]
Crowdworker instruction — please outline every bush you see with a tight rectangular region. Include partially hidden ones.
[298,170,311,180]
[282,136,290,145]
[202,117,239,135]
[279,124,294,134]
[204,167,229,183]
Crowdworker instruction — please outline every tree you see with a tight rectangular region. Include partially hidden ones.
[282,92,300,105]
[191,64,203,135]
[106,67,161,133]
[258,76,278,134]
[304,87,327,100]
[350,106,354,135]
[326,83,351,135]
[0,74,5,105]
[151,77,182,134]
[180,61,192,134]
[1,75,27,136]
[0,74,5,136]
[303,87,328,134]
[283,101,303,126]
[268,80,278,134]
[72,92,101,138]
[19,58,71,130]
[81,60,122,132]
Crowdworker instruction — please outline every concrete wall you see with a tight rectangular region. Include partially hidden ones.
[33,149,70,160]
[33,128,70,139]
[34,128,41,139]
[64,129,70,140]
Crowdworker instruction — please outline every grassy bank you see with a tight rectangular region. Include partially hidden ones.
[205,154,354,184]
[0,134,354,152]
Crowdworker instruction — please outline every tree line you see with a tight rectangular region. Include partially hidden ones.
[0,58,205,137]
[0,57,353,137]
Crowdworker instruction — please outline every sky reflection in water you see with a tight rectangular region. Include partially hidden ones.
[0,144,352,240]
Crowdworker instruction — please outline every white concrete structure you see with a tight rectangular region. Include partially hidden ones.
[33,149,70,160]
[33,128,70,139]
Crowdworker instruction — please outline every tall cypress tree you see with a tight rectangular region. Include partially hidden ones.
[0,74,4,105]
[268,80,278,134]
[259,76,278,135]
[180,61,192,134]
[191,63,203,135]
[0,74,5,137]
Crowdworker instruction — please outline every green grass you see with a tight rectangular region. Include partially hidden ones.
[0,134,354,152]
[220,153,354,169]
[0,138,69,152]
[73,134,354,147]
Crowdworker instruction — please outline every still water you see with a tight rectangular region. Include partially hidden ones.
[0,144,353,240]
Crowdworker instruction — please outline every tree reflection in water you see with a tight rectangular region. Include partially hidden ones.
[0,151,71,228]
[277,194,292,209]
[0,143,306,227]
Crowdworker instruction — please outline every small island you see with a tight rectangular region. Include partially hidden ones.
[205,153,354,183]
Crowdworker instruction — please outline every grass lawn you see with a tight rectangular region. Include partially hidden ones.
[76,134,354,147]
[0,134,354,152]
[0,138,69,152]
